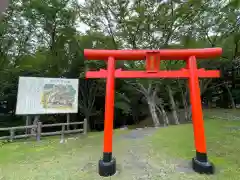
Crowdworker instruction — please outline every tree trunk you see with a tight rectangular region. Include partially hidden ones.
[178,80,190,122]
[187,105,192,122]
[156,101,169,126]
[206,92,212,108]
[131,103,139,124]
[200,79,212,95]
[31,115,40,135]
[147,97,160,127]
[224,83,236,109]
[182,93,190,122]
[167,85,179,125]
[184,85,192,122]
[207,100,212,108]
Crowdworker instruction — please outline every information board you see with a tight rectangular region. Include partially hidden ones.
[16,77,79,115]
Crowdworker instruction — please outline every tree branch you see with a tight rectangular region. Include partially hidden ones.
[99,1,118,49]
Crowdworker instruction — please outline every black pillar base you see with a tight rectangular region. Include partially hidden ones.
[192,152,214,174]
[99,153,116,177]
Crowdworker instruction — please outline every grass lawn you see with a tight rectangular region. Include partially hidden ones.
[149,118,240,180]
[0,111,240,179]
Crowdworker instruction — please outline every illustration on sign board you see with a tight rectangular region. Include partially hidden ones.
[41,84,76,109]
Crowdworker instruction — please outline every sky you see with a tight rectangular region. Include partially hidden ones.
[76,22,89,33]
[76,0,89,33]
[0,0,9,14]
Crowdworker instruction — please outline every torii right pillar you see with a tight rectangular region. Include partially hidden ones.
[187,55,214,174]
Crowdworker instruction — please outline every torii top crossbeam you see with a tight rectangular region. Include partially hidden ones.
[85,48,222,79]
[84,48,222,60]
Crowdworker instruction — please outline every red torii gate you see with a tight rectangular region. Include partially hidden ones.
[84,48,222,177]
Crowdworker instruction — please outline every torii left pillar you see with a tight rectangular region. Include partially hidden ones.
[98,56,117,176]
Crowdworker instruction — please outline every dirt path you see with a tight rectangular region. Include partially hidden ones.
[98,128,194,180]
[120,127,158,140]
[116,128,164,179]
